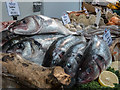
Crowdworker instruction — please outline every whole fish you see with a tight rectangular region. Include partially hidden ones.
[8,15,76,35]
[83,28,120,40]
[42,35,86,67]
[59,42,86,78]
[5,38,44,65]
[2,34,64,53]
[76,35,112,84]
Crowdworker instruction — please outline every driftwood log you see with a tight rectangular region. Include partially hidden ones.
[0,53,71,89]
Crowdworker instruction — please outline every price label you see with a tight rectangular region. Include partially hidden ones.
[83,7,88,14]
[103,28,112,46]
[6,0,20,16]
[95,7,98,13]
[95,9,101,27]
[61,14,70,25]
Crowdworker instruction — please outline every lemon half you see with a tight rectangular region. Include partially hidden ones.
[98,71,119,88]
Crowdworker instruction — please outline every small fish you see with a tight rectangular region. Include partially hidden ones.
[42,35,86,67]
[9,15,77,35]
[76,35,112,84]
[5,38,44,65]
[59,42,86,78]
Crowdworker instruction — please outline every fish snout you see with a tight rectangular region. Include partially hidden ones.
[8,21,20,31]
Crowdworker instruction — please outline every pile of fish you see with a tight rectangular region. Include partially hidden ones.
[64,11,120,39]
[0,15,113,86]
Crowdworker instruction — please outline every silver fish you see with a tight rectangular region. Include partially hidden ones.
[42,35,86,67]
[59,42,86,78]
[9,15,76,35]
[76,35,112,84]
[6,38,44,65]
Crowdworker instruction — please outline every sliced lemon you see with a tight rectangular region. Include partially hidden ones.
[110,61,120,72]
[98,71,119,88]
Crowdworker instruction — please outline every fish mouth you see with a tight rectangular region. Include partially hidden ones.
[12,25,28,31]
[9,22,28,32]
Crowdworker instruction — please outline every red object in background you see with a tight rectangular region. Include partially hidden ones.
[0,20,16,32]
[107,16,120,26]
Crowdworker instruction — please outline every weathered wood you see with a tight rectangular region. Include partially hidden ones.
[0,53,71,88]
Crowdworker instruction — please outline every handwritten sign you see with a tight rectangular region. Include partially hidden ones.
[103,28,112,46]
[61,14,70,25]
[6,0,20,16]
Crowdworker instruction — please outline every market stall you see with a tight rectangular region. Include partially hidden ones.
[0,0,120,89]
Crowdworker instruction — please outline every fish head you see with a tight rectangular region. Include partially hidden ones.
[63,56,79,77]
[51,50,65,66]
[6,42,25,54]
[76,55,101,84]
[9,16,41,35]
[76,35,109,84]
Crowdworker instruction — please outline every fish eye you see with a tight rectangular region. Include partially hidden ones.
[52,60,56,64]
[67,63,71,68]
[77,53,82,58]
[62,51,65,55]
[22,20,27,24]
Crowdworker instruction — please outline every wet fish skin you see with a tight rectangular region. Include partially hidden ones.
[30,34,64,51]
[76,35,112,84]
[9,15,76,35]
[0,30,18,47]
[42,35,86,67]
[6,39,44,65]
[59,42,86,78]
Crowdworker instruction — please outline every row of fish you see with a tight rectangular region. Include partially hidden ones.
[1,15,112,87]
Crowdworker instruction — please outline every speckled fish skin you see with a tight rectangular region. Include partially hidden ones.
[5,39,44,65]
[42,35,86,67]
[9,15,77,35]
[76,35,112,84]
[0,30,18,47]
[1,36,27,53]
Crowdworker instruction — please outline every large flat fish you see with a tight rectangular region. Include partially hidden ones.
[8,15,77,35]
[76,35,112,84]
[42,35,86,67]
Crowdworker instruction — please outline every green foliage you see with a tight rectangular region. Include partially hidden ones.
[75,81,104,89]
